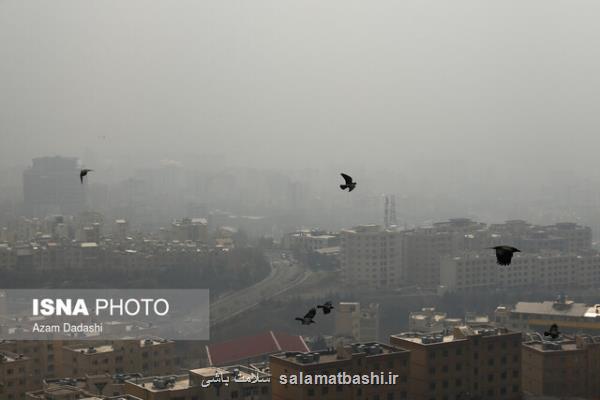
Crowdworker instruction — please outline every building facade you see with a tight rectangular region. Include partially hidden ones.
[340,225,403,289]
[391,326,522,400]
[270,343,410,400]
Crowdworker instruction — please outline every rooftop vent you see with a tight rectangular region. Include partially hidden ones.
[422,335,444,344]
[542,342,562,351]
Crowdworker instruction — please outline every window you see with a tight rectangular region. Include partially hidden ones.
[321,387,329,395]
[430,382,436,390]
[429,367,436,374]
[308,388,315,397]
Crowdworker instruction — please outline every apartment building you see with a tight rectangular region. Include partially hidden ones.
[0,340,64,380]
[340,225,403,289]
[390,326,522,400]
[62,339,177,377]
[440,252,600,292]
[495,295,600,335]
[0,351,35,400]
[334,302,380,342]
[270,343,410,400]
[282,230,339,253]
[124,364,271,400]
[522,335,600,399]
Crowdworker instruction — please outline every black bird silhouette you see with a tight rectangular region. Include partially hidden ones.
[488,245,520,266]
[339,173,356,192]
[295,308,317,325]
[544,323,560,340]
[317,301,334,314]
[80,169,93,184]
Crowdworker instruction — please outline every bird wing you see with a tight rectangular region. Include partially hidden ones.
[496,249,513,266]
[80,171,84,183]
[305,308,317,319]
[340,173,353,184]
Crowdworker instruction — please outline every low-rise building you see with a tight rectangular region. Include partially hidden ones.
[495,295,600,334]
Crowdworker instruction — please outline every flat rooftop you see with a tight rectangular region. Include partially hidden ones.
[392,326,516,345]
[513,301,600,318]
[127,375,190,392]
[272,342,405,366]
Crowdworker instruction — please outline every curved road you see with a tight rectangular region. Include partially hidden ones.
[209,250,311,327]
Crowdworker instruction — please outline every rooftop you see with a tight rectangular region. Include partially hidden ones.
[271,342,405,366]
[513,300,600,318]
[392,325,516,345]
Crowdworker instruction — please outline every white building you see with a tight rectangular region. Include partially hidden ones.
[340,225,403,289]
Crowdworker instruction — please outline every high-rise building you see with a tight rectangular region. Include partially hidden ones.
[340,225,403,289]
[390,326,522,400]
[522,335,600,399]
[270,343,410,400]
[23,157,85,217]
[402,218,488,288]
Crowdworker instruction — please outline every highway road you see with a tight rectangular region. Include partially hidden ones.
[209,250,311,327]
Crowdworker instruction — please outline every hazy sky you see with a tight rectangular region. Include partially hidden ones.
[2,1,600,174]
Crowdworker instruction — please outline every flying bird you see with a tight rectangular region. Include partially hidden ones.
[80,169,93,184]
[340,173,356,192]
[295,308,317,325]
[488,245,520,266]
[317,301,334,314]
[544,323,561,340]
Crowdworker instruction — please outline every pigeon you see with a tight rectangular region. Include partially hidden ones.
[340,173,356,192]
[488,245,520,266]
[544,323,560,340]
[295,308,317,325]
[317,301,334,314]
[80,169,93,184]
